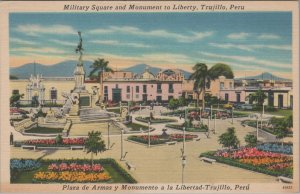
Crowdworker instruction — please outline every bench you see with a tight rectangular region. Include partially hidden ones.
[200,157,216,164]
[277,176,293,183]
[166,141,177,145]
[126,162,136,170]
[195,138,201,141]
[21,145,36,150]
[70,146,85,150]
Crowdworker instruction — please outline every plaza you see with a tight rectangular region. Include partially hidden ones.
[10,105,286,183]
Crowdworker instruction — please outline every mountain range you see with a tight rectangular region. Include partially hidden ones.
[10,61,192,79]
[10,61,289,81]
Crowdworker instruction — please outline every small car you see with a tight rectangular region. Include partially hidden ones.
[241,104,253,110]
[223,103,233,109]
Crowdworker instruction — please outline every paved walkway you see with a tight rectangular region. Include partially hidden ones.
[11,112,279,183]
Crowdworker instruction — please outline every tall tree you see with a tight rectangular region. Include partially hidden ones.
[85,131,106,165]
[89,58,113,81]
[189,63,234,109]
[246,89,267,106]
[218,127,240,149]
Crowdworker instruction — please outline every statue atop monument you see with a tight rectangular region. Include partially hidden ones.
[75,31,84,66]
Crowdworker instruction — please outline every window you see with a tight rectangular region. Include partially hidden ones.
[168,84,174,93]
[143,85,147,93]
[12,90,19,95]
[135,94,139,98]
[126,94,130,99]
[220,82,224,89]
[136,86,140,93]
[157,84,162,93]
[127,86,130,93]
[50,87,57,100]
[116,84,119,88]
[104,86,108,94]
[230,82,233,89]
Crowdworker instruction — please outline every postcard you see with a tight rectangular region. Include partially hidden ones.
[0,1,299,193]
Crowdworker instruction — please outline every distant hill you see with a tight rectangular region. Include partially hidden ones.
[122,64,192,79]
[235,72,291,81]
[11,61,192,79]
[10,60,93,79]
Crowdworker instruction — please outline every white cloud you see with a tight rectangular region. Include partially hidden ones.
[11,47,68,54]
[91,40,151,48]
[227,32,250,40]
[199,51,291,70]
[50,39,76,46]
[10,38,36,45]
[257,33,280,40]
[15,24,77,36]
[89,26,214,43]
[209,43,291,51]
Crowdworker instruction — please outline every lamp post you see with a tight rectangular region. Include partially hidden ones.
[148,121,151,148]
[210,105,213,120]
[214,113,216,134]
[120,129,124,161]
[208,116,210,131]
[231,107,234,124]
[181,156,186,184]
[139,103,142,115]
[107,122,110,150]
[183,127,185,155]
[256,116,259,139]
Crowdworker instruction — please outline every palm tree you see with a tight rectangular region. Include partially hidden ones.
[89,58,113,102]
[89,58,113,81]
[85,131,106,165]
[189,63,234,109]
[246,89,267,106]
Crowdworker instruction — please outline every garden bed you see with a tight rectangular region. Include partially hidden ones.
[200,147,293,178]
[24,126,63,134]
[128,134,198,145]
[14,137,86,148]
[165,124,208,132]
[257,142,293,155]
[125,122,148,131]
[10,158,137,183]
[135,117,177,124]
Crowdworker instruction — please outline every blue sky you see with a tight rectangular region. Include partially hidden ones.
[9,12,292,78]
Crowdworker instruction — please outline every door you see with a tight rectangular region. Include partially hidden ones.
[112,88,122,103]
[268,92,274,107]
[142,94,147,102]
[278,94,283,108]
[236,93,240,103]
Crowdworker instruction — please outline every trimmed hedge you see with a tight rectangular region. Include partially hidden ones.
[128,136,167,145]
[166,124,208,132]
[135,117,177,124]
[199,152,292,178]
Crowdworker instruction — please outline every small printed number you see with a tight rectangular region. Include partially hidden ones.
[283,186,292,190]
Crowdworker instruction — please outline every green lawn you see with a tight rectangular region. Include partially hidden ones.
[235,109,292,117]
[24,127,63,134]
[125,122,148,131]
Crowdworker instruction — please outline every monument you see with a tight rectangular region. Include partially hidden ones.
[61,31,115,123]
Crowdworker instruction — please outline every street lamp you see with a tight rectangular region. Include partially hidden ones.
[256,115,259,140]
[231,107,234,124]
[120,129,124,161]
[210,105,213,120]
[107,122,110,150]
[181,156,187,184]
[148,121,151,148]
[214,113,216,134]
[183,127,186,155]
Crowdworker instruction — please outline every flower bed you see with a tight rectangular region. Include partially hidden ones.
[200,147,293,178]
[136,117,177,124]
[257,143,293,155]
[166,124,208,132]
[14,137,86,147]
[11,158,137,183]
[10,159,41,182]
[128,134,197,145]
[33,162,109,183]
